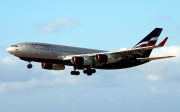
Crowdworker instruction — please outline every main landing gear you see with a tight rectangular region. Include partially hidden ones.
[27,62,33,69]
[71,71,80,75]
[71,67,96,76]
[83,68,96,76]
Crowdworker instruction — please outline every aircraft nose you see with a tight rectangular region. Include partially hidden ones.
[6,47,10,52]
[6,47,13,54]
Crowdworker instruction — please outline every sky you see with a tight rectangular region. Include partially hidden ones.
[0,0,180,112]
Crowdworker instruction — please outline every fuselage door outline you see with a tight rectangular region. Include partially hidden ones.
[26,44,31,51]
[52,47,56,54]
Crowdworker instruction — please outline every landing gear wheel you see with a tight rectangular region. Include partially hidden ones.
[83,70,87,74]
[92,69,96,73]
[71,71,75,75]
[75,71,80,75]
[27,64,33,69]
[85,68,96,76]
[87,72,92,76]
[71,71,80,75]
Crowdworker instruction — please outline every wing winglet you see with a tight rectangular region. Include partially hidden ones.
[158,37,168,46]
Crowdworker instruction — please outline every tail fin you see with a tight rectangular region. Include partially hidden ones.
[132,28,163,57]
[133,28,163,49]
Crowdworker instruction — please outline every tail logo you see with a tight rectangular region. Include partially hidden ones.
[133,37,158,48]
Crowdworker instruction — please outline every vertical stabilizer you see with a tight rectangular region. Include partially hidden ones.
[133,28,163,49]
[133,28,163,57]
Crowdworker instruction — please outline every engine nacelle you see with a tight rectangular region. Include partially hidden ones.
[41,63,65,70]
[71,56,92,65]
[95,54,117,64]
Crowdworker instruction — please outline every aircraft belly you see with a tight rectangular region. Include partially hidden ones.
[20,56,149,70]
[93,60,149,69]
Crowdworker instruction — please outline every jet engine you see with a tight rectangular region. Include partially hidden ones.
[71,56,92,65]
[95,54,117,64]
[41,63,65,70]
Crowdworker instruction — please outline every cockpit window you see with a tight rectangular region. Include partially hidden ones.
[11,45,18,47]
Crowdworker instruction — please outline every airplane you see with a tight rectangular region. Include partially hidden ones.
[6,28,175,76]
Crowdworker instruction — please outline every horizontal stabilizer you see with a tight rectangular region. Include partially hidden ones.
[137,56,175,61]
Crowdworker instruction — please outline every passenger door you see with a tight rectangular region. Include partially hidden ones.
[52,47,56,54]
[26,44,31,51]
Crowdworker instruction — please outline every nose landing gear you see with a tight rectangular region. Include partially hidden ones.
[27,63,33,69]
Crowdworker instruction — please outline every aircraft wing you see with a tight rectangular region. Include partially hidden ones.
[89,37,169,58]
[63,37,171,61]
[62,45,161,60]
[91,44,162,57]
